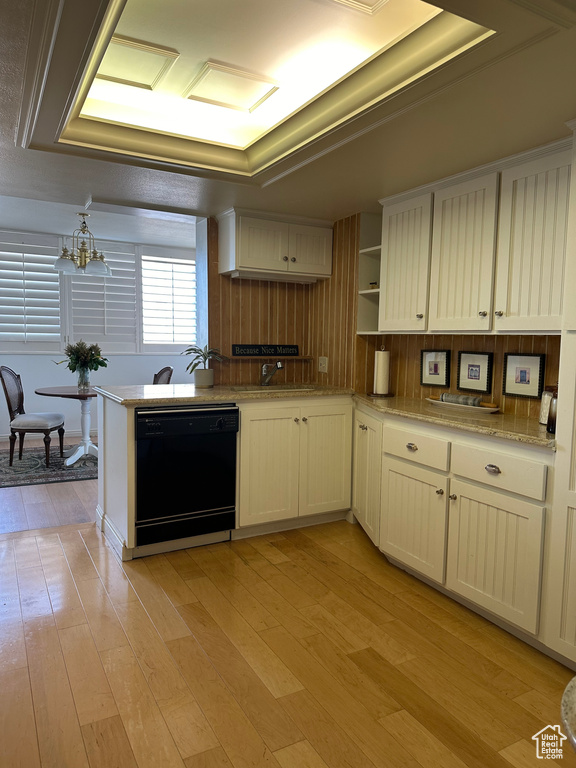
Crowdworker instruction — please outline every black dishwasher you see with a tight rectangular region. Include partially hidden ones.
[135,404,239,546]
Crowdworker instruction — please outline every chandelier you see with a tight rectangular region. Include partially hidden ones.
[54,213,112,275]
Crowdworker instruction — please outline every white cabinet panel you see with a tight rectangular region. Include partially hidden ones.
[379,193,432,332]
[380,457,448,584]
[238,400,352,527]
[384,424,450,471]
[494,151,571,332]
[299,403,352,517]
[428,173,498,332]
[446,479,545,633]
[451,442,547,501]
[289,224,332,276]
[238,407,300,526]
[239,217,290,271]
[352,409,383,544]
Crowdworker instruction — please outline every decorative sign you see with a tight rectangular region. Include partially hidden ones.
[232,344,299,356]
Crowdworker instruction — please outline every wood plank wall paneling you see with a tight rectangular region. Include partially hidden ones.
[207,218,314,387]
[207,215,560,417]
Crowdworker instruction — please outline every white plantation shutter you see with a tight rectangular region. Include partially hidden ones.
[70,242,138,352]
[0,232,61,351]
[141,251,196,346]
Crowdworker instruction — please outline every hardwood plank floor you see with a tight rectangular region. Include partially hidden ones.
[0,483,575,768]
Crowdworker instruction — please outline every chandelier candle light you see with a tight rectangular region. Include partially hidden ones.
[54,213,111,275]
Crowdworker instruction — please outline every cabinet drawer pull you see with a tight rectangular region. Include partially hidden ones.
[435,488,444,495]
[302,417,308,423]
[406,442,418,452]
[283,256,289,261]
[485,463,501,475]
[478,310,487,317]
[449,494,458,501]
[291,257,296,262]
[294,417,299,423]
[416,313,424,319]
[494,310,504,317]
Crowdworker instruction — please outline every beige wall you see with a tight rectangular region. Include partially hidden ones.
[208,214,560,416]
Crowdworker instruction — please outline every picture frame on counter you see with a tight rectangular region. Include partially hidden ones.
[457,351,493,394]
[503,353,545,399]
[420,349,450,387]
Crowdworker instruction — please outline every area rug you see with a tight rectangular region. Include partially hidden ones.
[0,446,98,488]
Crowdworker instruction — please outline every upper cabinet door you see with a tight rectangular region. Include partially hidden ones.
[288,224,332,276]
[238,216,290,271]
[428,173,498,332]
[379,193,432,332]
[494,151,571,332]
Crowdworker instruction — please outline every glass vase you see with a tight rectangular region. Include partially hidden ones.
[77,366,90,392]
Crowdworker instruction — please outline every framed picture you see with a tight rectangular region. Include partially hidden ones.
[420,350,450,387]
[503,353,545,399]
[457,351,493,394]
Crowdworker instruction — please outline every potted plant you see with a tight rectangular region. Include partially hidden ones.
[56,340,108,391]
[182,344,225,388]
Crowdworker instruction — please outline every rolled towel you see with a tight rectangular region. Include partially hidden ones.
[441,393,482,407]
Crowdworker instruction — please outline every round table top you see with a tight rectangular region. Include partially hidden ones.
[35,386,97,400]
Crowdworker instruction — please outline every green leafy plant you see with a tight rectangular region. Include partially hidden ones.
[182,344,225,373]
[56,340,108,372]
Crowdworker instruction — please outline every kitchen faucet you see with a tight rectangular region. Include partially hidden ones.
[261,360,284,385]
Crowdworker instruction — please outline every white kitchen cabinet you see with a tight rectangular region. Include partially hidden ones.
[428,173,498,332]
[493,150,571,332]
[238,399,352,527]
[380,457,449,584]
[218,209,332,283]
[357,245,381,334]
[352,408,383,544]
[445,478,545,634]
[378,193,432,331]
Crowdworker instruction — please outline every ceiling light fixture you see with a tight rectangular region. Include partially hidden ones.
[54,213,111,275]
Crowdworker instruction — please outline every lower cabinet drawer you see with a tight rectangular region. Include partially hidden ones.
[451,443,547,501]
[384,425,450,471]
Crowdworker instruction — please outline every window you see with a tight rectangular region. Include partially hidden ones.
[0,232,61,351]
[141,252,196,346]
[0,229,199,354]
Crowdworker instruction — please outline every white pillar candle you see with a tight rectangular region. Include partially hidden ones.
[373,350,390,395]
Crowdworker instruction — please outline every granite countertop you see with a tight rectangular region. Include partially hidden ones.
[93,383,353,407]
[93,384,553,448]
[562,677,576,751]
[354,394,555,449]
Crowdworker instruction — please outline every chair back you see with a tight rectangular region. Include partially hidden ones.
[153,366,174,385]
[0,366,25,420]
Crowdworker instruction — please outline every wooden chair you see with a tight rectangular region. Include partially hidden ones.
[152,366,174,384]
[0,366,65,467]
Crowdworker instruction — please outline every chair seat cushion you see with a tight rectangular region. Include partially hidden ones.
[11,412,64,430]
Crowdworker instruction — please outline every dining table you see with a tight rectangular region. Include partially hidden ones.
[34,386,98,467]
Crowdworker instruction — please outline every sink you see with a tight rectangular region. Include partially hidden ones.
[232,385,315,393]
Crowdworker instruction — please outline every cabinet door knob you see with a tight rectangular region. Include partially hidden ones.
[359,423,367,430]
[478,310,488,317]
[435,488,444,495]
[302,417,308,423]
[494,310,504,317]
[416,313,424,319]
[291,257,296,262]
[294,417,299,423]
[485,463,501,475]
[449,494,458,501]
[406,442,418,452]
[283,256,289,261]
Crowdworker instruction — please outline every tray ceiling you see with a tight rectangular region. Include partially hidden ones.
[59,0,493,175]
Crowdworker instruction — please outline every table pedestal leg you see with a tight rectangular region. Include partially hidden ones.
[63,399,98,466]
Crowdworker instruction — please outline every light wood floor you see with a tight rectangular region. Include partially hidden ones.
[0,436,94,534]
[1,495,575,768]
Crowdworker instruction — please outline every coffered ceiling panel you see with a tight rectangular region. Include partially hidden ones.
[97,35,179,90]
[185,62,278,113]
